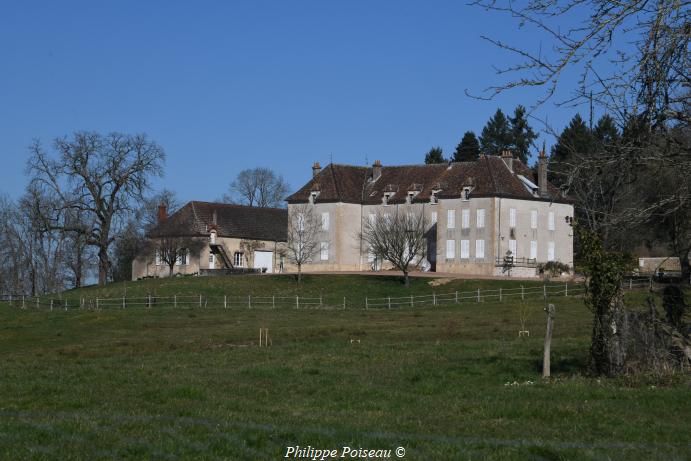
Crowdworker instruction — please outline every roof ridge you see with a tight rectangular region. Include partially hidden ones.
[189,200,286,212]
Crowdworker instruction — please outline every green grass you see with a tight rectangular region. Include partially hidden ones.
[0,275,689,460]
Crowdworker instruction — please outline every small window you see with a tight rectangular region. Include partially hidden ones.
[446,239,455,259]
[531,210,538,229]
[321,212,330,231]
[462,187,471,201]
[461,209,470,229]
[309,191,319,204]
[234,252,244,267]
[297,213,305,231]
[447,209,455,229]
[548,242,555,261]
[460,240,470,259]
[548,211,555,231]
[176,249,187,266]
[509,239,517,257]
[279,255,285,271]
[475,239,485,259]
[383,192,393,205]
[530,241,537,260]
[430,191,439,204]
[509,208,516,228]
[476,209,485,229]
[320,242,329,261]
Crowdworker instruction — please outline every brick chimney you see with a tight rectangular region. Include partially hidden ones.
[312,162,321,178]
[157,204,167,223]
[538,147,549,198]
[372,160,382,181]
[501,149,513,172]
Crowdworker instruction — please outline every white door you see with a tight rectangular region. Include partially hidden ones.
[253,251,273,273]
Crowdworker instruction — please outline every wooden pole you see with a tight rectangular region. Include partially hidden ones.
[343,297,346,310]
[224,295,227,309]
[477,288,480,303]
[388,296,391,309]
[296,295,299,309]
[521,285,525,300]
[411,294,414,308]
[199,294,202,308]
[174,295,177,308]
[565,283,568,297]
[122,296,125,309]
[433,292,436,306]
[499,288,502,302]
[273,295,276,309]
[365,297,368,310]
[543,303,555,378]
[248,295,251,309]
[455,291,458,304]
[543,285,547,301]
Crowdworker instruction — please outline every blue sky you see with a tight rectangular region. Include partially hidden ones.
[0,1,593,203]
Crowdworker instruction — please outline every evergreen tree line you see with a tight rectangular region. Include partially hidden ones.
[424,106,537,165]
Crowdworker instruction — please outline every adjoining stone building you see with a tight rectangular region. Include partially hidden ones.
[131,201,287,280]
[285,150,573,277]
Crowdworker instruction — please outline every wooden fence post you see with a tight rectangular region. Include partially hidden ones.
[343,297,346,310]
[388,296,391,309]
[365,297,368,310]
[273,295,276,309]
[499,288,502,302]
[174,295,177,308]
[50,299,53,311]
[477,288,480,303]
[565,283,568,297]
[543,303,555,378]
[629,279,633,290]
[36,297,39,309]
[296,295,299,309]
[433,292,437,306]
[455,291,458,304]
[122,296,125,309]
[22,296,25,309]
[96,298,99,310]
[248,295,251,309]
[199,294,202,308]
[543,285,547,301]
[521,285,525,301]
[411,294,414,308]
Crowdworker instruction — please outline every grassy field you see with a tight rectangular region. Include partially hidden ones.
[0,275,689,460]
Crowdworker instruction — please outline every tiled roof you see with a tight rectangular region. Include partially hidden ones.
[286,156,567,204]
[151,201,287,242]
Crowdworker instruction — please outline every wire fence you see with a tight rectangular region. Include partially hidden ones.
[0,278,654,312]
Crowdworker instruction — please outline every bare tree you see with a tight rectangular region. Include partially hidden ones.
[360,209,428,287]
[148,218,204,277]
[28,132,165,286]
[225,168,290,208]
[286,204,321,284]
[468,0,689,127]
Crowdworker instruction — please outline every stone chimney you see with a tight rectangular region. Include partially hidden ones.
[157,204,167,223]
[312,162,321,178]
[538,147,549,198]
[372,160,382,182]
[501,149,513,172]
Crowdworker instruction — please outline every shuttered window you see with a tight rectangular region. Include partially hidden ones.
[447,209,455,229]
[476,209,485,229]
[460,240,470,259]
[475,239,485,259]
[446,239,455,259]
[509,208,516,228]
[461,209,470,229]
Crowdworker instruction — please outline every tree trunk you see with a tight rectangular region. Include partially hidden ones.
[543,304,555,378]
[297,264,302,284]
[98,246,109,286]
[403,271,410,287]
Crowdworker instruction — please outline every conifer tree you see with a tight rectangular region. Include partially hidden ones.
[424,146,445,164]
[452,131,480,162]
[480,109,512,156]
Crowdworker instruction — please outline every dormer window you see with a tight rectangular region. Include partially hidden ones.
[462,187,472,201]
[383,192,394,206]
[406,190,420,204]
[430,189,441,204]
[309,190,320,204]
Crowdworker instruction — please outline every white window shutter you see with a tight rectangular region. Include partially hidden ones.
[475,239,485,259]
[509,208,516,228]
[530,241,537,260]
[548,241,555,261]
[461,240,470,259]
[321,212,329,231]
[476,209,485,229]
[531,210,538,229]
[509,239,517,256]
[446,240,455,259]
[548,211,555,231]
